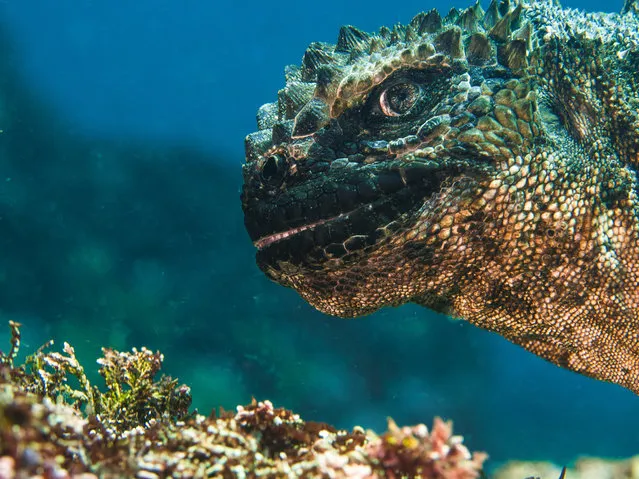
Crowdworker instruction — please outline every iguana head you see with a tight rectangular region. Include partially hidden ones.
[243,1,529,315]
[242,0,639,393]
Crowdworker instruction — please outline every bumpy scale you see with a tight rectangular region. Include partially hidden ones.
[241,0,639,393]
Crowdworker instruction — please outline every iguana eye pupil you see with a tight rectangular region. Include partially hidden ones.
[379,82,421,117]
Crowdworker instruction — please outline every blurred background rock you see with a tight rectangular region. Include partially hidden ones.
[0,0,636,473]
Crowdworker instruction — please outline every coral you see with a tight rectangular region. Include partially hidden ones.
[367,417,487,479]
[0,321,487,478]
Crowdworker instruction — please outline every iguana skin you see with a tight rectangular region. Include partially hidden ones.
[241,0,639,393]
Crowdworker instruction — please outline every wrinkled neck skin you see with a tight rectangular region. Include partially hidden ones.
[241,0,639,394]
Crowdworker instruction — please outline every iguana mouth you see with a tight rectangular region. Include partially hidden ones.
[253,216,336,250]
[245,161,463,264]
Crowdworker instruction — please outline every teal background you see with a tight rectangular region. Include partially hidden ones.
[0,0,635,471]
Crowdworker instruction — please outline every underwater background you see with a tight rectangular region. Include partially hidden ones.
[0,0,634,472]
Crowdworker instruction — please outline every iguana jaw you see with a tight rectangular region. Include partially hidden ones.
[245,160,456,268]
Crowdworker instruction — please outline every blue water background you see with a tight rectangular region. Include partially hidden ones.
[0,0,635,471]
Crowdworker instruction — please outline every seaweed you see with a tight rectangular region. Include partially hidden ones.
[0,321,487,478]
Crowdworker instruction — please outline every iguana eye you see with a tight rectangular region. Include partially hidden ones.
[379,82,422,117]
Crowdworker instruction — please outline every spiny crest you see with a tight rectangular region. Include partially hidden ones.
[467,32,494,64]
[434,26,464,58]
[488,2,523,41]
[410,10,444,34]
[483,0,501,28]
[336,25,372,54]
[301,42,348,82]
[277,80,315,120]
[457,2,485,32]
[498,38,528,69]
[268,0,534,134]
[444,7,461,25]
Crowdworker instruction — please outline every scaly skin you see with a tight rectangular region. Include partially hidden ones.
[241,0,639,393]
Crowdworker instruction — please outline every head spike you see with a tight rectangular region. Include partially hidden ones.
[256,103,278,131]
[410,11,427,31]
[389,24,408,44]
[470,0,486,21]
[301,44,339,81]
[457,4,484,32]
[368,37,385,54]
[271,119,294,144]
[434,27,464,58]
[443,7,461,25]
[508,3,523,29]
[483,0,502,29]
[378,25,392,39]
[498,39,528,70]
[489,3,522,42]
[489,14,512,41]
[336,25,371,53]
[416,9,443,34]
[292,98,331,139]
[405,25,418,42]
[314,64,345,100]
[244,129,273,163]
[513,21,532,51]
[278,81,316,120]
[284,65,301,82]
[467,32,494,65]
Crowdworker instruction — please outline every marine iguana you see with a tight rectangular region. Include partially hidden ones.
[241,0,639,394]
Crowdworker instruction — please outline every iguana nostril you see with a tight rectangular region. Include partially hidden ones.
[260,155,286,185]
